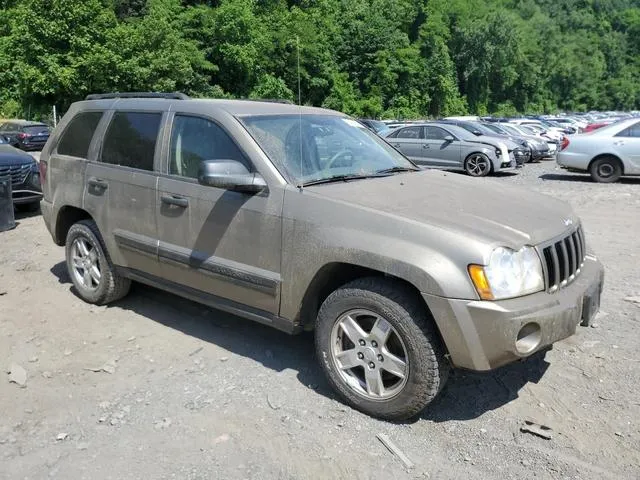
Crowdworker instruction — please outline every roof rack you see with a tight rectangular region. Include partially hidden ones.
[85,92,190,101]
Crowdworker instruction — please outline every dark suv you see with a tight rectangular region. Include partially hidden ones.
[0,137,42,210]
[40,92,603,421]
[0,120,51,151]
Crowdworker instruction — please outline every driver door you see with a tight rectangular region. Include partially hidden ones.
[156,113,283,315]
[424,126,461,167]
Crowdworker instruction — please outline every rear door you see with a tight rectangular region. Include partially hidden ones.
[614,121,640,173]
[386,126,425,163]
[83,110,165,277]
[424,126,461,167]
[156,113,283,315]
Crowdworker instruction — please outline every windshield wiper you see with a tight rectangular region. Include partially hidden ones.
[301,173,383,187]
[375,166,420,174]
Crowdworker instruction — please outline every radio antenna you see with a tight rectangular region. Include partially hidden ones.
[297,35,303,192]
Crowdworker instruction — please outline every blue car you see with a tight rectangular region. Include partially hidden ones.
[0,137,42,211]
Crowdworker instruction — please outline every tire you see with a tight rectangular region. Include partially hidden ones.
[590,156,622,183]
[65,219,131,304]
[464,153,492,177]
[315,277,450,421]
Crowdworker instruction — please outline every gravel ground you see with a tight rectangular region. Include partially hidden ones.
[1,161,639,480]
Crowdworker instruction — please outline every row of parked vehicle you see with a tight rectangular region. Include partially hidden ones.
[359,116,562,177]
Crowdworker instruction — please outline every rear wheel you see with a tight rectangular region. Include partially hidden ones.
[65,219,130,304]
[464,153,492,177]
[315,277,449,421]
[590,156,622,183]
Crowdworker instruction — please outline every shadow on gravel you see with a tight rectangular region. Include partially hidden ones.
[50,260,551,421]
[540,173,640,184]
[49,261,333,398]
[421,349,550,422]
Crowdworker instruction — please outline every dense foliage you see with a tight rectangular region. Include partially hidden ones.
[1,0,639,120]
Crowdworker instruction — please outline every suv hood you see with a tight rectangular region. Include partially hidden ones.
[0,145,35,166]
[307,170,576,247]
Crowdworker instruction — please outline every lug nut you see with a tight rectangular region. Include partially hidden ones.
[371,340,378,348]
[358,339,366,346]
[377,354,383,361]
[357,352,364,360]
[368,362,375,369]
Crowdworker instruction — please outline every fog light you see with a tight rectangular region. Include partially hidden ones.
[515,322,541,354]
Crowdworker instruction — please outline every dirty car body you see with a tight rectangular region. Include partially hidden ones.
[39,94,604,420]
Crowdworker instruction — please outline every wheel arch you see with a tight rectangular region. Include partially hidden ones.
[54,205,93,246]
[588,154,625,174]
[297,262,438,335]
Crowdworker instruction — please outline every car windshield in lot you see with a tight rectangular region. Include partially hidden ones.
[241,114,417,186]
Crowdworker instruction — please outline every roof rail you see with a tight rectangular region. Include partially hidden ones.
[85,92,190,101]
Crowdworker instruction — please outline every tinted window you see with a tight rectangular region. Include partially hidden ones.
[169,115,248,178]
[23,125,50,134]
[101,112,161,171]
[57,112,103,158]
[424,126,449,140]
[396,126,423,139]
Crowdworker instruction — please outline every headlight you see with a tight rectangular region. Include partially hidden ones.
[468,246,544,300]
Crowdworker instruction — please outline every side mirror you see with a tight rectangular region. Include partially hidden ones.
[444,135,455,142]
[198,159,266,193]
[472,130,482,136]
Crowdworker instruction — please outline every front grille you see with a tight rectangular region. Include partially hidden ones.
[0,164,31,186]
[540,227,586,292]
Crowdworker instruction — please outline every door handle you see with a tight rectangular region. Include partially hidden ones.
[392,144,401,148]
[613,141,624,146]
[87,177,108,189]
[422,144,430,149]
[161,194,189,208]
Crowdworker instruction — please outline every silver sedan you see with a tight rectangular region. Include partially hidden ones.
[383,123,517,177]
[557,118,640,182]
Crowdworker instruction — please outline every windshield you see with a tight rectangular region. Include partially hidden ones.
[241,114,416,185]
[483,123,508,135]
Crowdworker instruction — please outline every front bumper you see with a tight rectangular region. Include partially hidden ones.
[12,171,42,205]
[424,256,604,371]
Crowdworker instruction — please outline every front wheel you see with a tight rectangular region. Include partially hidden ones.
[315,278,449,421]
[464,153,492,177]
[590,156,622,183]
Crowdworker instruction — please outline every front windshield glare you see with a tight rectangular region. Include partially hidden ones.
[241,115,416,185]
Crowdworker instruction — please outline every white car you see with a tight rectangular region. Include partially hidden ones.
[557,118,640,182]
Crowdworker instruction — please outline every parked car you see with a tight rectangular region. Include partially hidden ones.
[557,118,640,182]
[437,119,532,164]
[40,92,603,420]
[481,122,551,161]
[0,137,42,210]
[0,120,51,151]
[384,123,518,176]
[500,123,559,156]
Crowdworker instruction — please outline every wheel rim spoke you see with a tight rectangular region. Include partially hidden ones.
[365,367,384,396]
[89,265,101,284]
[77,239,90,257]
[369,317,391,344]
[335,349,361,370]
[381,349,407,379]
[339,315,368,344]
[83,269,92,287]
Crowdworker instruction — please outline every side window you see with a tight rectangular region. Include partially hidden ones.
[424,127,448,140]
[169,115,249,179]
[101,112,161,171]
[396,126,423,139]
[618,122,640,138]
[57,111,103,158]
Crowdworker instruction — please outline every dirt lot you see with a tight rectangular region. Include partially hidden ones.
[1,161,639,480]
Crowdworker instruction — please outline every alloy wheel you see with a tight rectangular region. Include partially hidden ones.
[71,237,101,291]
[330,309,409,400]
[466,155,490,176]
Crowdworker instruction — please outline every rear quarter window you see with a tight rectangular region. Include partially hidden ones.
[100,112,161,171]
[57,112,103,158]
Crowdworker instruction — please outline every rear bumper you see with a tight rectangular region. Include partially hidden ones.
[424,256,604,371]
[40,199,54,237]
[557,151,590,170]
